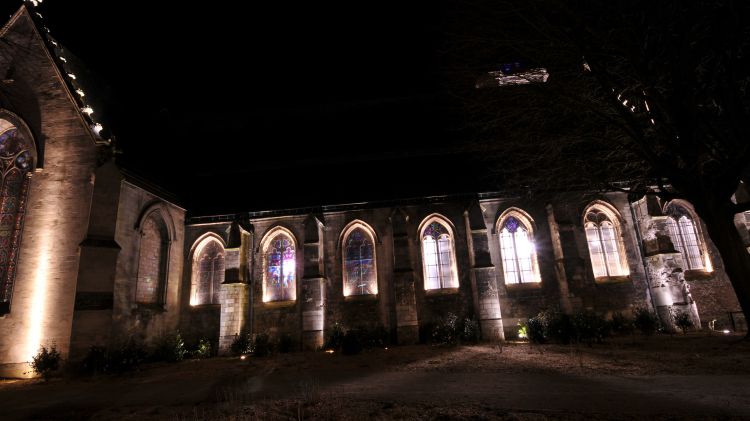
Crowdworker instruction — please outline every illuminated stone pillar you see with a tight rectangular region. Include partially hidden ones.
[465,202,504,341]
[219,221,251,353]
[390,209,419,344]
[644,232,702,332]
[301,214,325,350]
[546,204,573,314]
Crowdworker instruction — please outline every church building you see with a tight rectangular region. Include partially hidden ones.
[0,5,746,377]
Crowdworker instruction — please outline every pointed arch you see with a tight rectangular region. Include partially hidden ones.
[260,226,298,302]
[135,208,171,306]
[189,233,226,306]
[340,220,378,296]
[664,200,712,271]
[582,201,630,278]
[0,111,37,314]
[418,214,459,290]
[496,208,541,284]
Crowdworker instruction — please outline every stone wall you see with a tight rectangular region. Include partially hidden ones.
[0,9,98,377]
[110,182,185,345]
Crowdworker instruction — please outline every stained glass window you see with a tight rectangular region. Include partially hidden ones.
[191,238,225,305]
[0,118,34,314]
[136,214,169,305]
[264,234,296,302]
[666,205,705,270]
[421,220,458,289]
[584,209,626,278]
[344,227,377,296]
[499,214,539,284]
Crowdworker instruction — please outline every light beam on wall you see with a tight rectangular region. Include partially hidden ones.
[26,237,51,360]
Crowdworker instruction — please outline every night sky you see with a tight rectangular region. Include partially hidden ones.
[3,1,493,215]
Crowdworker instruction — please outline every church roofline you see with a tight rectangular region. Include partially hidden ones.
[2,4,109,146]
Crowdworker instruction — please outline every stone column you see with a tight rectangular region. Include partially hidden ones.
[465,202,504,341]
[390,209,419,344]
[643,232,702,332]
[219,221,251,353]
[301,214,325,350]
[546,204,573,314]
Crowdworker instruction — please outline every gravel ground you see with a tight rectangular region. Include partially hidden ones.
[2,333,749,420]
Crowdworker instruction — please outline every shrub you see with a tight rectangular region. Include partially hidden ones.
[230,333,251,356]
[358,325,389,349]
[192,338,212,359]
[108,339,147,374]
[461,318,481,344]
[324,322,346,351]
[151,331,187,362]
[673,310,694,334]
[79,345,108,376]
[634,307,659,336]
[431,312,459,346]
[544,310,575,344]
[609,312,634,335]
[341,330,363,355]
[251,333,274,357]
[278,333,294,353]
[524,316,546,343]
[30,345,61,381]
[76,340,147,376]
[573,311,609,345]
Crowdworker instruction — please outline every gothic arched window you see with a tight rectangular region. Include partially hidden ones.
[0,117,35,314]
[666,203,708,270]
[342,224,377,296]
[262,229,296,302]
[498,210,540,284]
[420,216,459,290]
[190,236,225,305]
[136,213,169,305]
[583,205,628,278]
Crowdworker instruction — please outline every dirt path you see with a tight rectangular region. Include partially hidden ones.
[2,336,749,420]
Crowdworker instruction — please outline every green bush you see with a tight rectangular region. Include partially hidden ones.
[573,311,609,345]
[324,322,346,351]
[30,345,61,381]
[230,333,251,356]
[540,309,575,344]
[77,340,147,376]
[523,316,546,343]
[522,309,610,344]
[251,333,274,357]
[192,338,212,359]
[431,312,459,346]
[634,307,659,336]
[672,310,694,334]
[151,331,187,362]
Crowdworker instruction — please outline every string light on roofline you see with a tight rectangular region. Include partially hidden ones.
[26,1,112,142]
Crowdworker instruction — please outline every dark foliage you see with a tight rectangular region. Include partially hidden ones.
[634,307,660,336]
[672,310,694,334]
[192,338,213,359]
[150,331,187,363]
[609,312,634,335]
[30,345,61,381]
[251,333,274,357]
[230,333,252,356]
[278,333,295,353]
[324,322,346,351]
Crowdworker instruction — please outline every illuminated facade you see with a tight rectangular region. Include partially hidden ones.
[0,6,746,377]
